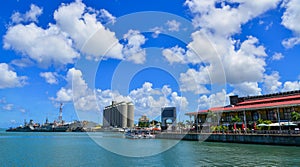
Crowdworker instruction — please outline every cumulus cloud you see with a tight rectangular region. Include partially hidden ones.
[53,69,188,120]
[185,0,280,37]
[52,68,99,112]
[282,81,300,92]
[11,4,43,24]
[166,20,181,32]
[162,45,186,64]
[54,1,123,60]
[3,23,79,68]
[150,26,164,38]
[224,36,267,84]
[271,52,284,61]
[198,90,227,109]
[40,72,59,84]
[179,68,210,94]
[123,30,147,64]
[231,82,262,97]
[281,0,300,48]
[176,35,267,94]
[98,9,116,24]
[0,63,27,89]
[263,71,282,94]
[282,37,300,49]
[128,82,188,118]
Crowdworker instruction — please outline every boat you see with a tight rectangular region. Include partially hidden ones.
[124,129,155,139]
[6,103,69,132]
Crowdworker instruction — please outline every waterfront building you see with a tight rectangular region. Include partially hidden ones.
[103,101,134,128]
[161,107,176,130]
[186,90,300,132]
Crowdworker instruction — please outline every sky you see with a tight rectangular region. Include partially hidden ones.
[0,0,300,128]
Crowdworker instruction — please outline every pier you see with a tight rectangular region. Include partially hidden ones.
[156,132,300,146]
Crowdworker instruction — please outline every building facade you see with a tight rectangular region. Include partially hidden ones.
[186,90,300,131]
[161,107,176,130]
[103,101,134,128]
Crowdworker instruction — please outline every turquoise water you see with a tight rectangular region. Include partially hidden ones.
[0,131,299,166]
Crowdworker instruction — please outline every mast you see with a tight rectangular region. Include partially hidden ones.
[58,103,63,123]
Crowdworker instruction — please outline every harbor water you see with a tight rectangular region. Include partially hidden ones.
[0,130,299,166]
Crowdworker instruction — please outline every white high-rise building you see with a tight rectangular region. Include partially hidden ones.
[103,101,134,128]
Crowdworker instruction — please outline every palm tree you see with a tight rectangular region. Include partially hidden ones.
[231,115,241,123]
[291,111,300,121]
[207,110,217,123]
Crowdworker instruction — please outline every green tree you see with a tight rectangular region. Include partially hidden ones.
[231,115,241,123]
[207,110,217,123]
[138,121,150,128]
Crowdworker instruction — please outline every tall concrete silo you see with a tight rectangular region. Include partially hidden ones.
[118,102,128,128]
[127,102,134,128]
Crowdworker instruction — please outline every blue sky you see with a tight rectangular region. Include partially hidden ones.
[0,0,300,128]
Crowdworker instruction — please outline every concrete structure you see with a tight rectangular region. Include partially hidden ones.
[161,107,176,130]
[103,101,134,128]
[186,90,300,132]
[155,133,300,146]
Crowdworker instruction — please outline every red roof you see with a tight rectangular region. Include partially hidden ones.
[186,99,300,115]
[237,94,300,106]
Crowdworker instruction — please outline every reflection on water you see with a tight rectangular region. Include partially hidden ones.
[0,131,299,166]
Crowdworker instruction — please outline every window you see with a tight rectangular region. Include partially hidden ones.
[267,110,277,121]
[284,108,291,121]
[253,112,259,121]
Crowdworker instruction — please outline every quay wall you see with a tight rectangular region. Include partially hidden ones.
[156,133,300,146]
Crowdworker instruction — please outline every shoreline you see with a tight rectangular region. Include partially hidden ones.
[156,132,300,146]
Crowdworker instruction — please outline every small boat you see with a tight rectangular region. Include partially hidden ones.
[124,129,155,139]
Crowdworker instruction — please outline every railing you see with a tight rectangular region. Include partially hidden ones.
[162,128,300,135]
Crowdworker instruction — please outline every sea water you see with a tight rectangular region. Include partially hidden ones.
[0,130,299,166]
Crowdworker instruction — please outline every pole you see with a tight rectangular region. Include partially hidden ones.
[196,115,198,134]
[243,110,247,133]
[277,107,281,133]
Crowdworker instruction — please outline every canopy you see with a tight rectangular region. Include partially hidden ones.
[257,123,267,127]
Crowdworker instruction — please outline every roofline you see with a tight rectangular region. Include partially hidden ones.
[185,103,300,116]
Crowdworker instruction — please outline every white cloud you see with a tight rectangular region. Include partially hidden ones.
[198,89,227,109]
[179,68,210,94]
[263,71,282,94]
[281,0,300,48]
[53,69,188,119]
[40,72,59,84]
[11,4,43,24]
[123,30,147,64]
[231,82,262,97]
[185,0,280,37]
[0,63,27,89]
[10,58,34,68]
[98,9,116,24]
[128,82,188,118]
[54,1,123,60]
[52,68,99,112]
[177,35,267,95]
[54,88,73,102]
[150,26,164,38]
[3,23,79,68]
[166,20,181,32]
[282,81,300,92]
[282,37,300,49]
[162,45,186,64]
[224,36,267,84]
[272,52,284,61]
[3,104,13,111]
